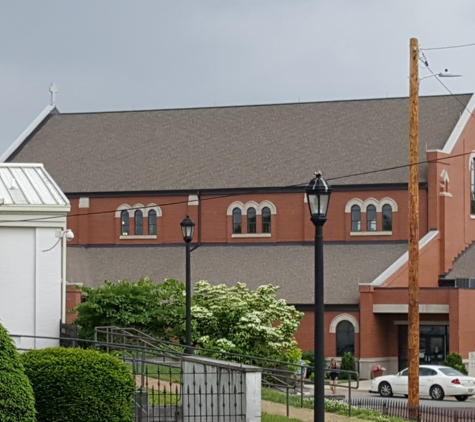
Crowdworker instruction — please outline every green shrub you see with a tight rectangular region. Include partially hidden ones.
[339,352,356,380]
[22,347,135,422]
[442,352,467,375]
[0,323,36,421]
[301,350,314,378]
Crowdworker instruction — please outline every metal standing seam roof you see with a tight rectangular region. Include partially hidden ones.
[0,163,69,208]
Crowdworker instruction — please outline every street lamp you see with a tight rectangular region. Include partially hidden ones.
[305,171,332,422]
[180,215,195,354]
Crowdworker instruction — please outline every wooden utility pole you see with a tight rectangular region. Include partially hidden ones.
[408,37,420,419]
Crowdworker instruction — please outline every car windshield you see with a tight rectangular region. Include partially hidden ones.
[439,367,465,377]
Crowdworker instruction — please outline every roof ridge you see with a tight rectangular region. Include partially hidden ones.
[53,93,474,116]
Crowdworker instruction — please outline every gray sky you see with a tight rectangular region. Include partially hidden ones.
[1,1,475,154]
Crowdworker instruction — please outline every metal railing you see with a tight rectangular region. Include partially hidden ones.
[13,331,475,421]
[13,329,362,421]
[91,326,360,417]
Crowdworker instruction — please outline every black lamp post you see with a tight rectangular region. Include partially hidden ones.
[305,171,332,422]
[180,215,195,354]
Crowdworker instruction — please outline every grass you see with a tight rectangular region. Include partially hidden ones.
[262,388,410,422]
[126,361,182,384]
[262,413,301,422]
[147,389,181,406]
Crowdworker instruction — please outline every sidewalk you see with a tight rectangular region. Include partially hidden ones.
[300,379,373,393]
[294,380,372,397]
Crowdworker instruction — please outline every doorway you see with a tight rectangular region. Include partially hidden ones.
[398,325,449,371]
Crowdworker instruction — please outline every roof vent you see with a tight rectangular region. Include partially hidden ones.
[10,178,18,190]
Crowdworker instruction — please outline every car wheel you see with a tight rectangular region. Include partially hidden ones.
[430,385,445,401]
[455,395,468,402]
[379,381,393,397]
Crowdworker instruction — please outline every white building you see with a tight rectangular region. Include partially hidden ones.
[0,163,71,349]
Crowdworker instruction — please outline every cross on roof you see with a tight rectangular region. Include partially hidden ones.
[49,83,58,106]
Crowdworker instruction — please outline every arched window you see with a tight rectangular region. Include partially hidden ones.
[366,205,376,231]
[382,204,392,231]
[134,210,143,235]
[148,210,157,235]
[262,207,271,233]
[336,321,355,357]
[121,210,129,236]
[247,207,257,233]
[351,205,361,232]
[233,208,242,234]
[471,158,475,215]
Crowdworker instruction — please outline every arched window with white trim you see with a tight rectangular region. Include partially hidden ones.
[351,205,361,232]
[336,321,355,357]
[471,157,475,214]
[366,205,376,231]
[382,204,392,231]
[247,207,257,233]
[121,210,129,236]
[148,210,157,235]
[233,208,242,234]
[134,210,143,235]
[262,207,271,233]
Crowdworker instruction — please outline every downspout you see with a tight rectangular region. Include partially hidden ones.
[61,224,67,324]
[191,190,201,252]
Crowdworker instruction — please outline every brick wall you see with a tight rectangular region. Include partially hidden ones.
[294,310,360,358]
[67,188,419,245]
[65,284,82,324]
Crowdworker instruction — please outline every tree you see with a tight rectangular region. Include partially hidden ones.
[73,277,185,340]
[0,323,36,421]
[191,281,303,362]
[74,278,304,363]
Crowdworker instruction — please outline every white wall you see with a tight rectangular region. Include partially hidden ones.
[0,227,60,349]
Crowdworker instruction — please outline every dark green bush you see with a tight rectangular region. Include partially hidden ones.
[301,350,314,378]
[0,323,36,421]
[339,351,356,380]
[442,352,467,375]
[22,347,135,422]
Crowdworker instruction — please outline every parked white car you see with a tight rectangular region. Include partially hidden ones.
[370,365,475,401]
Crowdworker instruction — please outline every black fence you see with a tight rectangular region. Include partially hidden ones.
[131,355,247,422]
[352,398,475,422]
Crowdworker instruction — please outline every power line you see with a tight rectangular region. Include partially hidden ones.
[421,42,475,51]
[418,51,475,121]
[1,148,475,226]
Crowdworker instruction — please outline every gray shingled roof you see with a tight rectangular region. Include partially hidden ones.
[66,243,408,304]
[10,95,471,193]
[444,242,475,279]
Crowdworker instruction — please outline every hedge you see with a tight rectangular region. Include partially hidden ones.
[0,323,36,421]
[22,347,135,422]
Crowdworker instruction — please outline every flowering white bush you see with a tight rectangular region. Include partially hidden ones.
[192,281,303,362]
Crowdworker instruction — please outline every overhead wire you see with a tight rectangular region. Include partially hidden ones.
[418,50,475,121]
[2,49,474,226]
[421,42,475,51]
[1,148,475,226]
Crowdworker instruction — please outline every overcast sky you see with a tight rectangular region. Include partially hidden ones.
[1,1,475,154]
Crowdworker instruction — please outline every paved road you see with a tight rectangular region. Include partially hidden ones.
[300,384,475,410]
